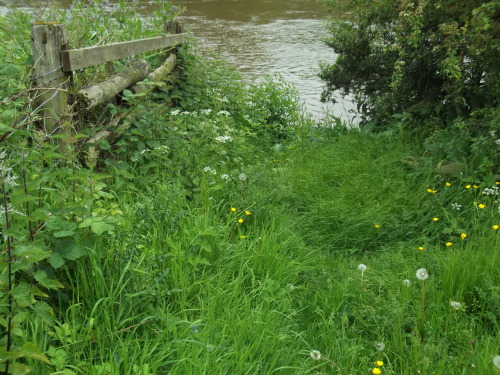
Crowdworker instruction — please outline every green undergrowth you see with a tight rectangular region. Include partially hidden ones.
[0,2,499,374]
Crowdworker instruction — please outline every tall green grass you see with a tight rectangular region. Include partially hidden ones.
[26,130,497,374]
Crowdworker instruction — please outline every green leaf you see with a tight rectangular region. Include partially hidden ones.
[59,244,86,261]
[53,230,76,238]
[33,301,54,325]
[1,342,52,365]
[49,252,66,269]
[91,220,114,235]
[0,123,15,135]
[10,363,31,375]
[34,269,64,290]
[46,217,77,236]
[11,282,35,307]
[13,242,51,263]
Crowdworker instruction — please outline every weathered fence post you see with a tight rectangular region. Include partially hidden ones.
[31,23,72,135]
[163,21,184,61]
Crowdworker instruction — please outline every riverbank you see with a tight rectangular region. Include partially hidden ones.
[0,5,499,374]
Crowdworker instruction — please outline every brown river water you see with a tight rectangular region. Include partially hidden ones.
[0,0,355,121]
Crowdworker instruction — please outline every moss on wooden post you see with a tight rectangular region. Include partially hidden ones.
[31,23,72,135]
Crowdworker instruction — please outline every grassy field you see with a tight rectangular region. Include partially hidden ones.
[26,130,496,375]
[0,3,499,374]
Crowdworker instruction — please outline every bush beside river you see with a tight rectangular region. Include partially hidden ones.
[0,2,499,374]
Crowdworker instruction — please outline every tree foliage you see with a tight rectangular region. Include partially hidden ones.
[320,0,500,128]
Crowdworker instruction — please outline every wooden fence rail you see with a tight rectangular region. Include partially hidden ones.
[31,21,190,146]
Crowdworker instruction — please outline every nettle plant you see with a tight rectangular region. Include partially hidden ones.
[0,1,179,372]
[0,142,122,372]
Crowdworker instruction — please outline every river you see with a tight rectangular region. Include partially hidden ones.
[0,0,355,121]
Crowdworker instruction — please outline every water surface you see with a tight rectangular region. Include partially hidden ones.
[0,0,355,121]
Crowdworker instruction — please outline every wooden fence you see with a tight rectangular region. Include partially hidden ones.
[31,21,191,147]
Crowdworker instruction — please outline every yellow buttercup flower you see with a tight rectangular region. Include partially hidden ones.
[374,224,381,228]
[493,225,499,230]
[478,203,486,209]
[460,233,467,240]
[427,188,437,193]
[238,218,244,223]
[446,242,453,247]
[495,181,500,185]
[375,360,384,367]
[433,217,439,222]
[372,368,382,374]
[239,235,246,239]
[473,185,479,189]
[445,182,451,187]
[418,246,424,251]
[245,210,252,215]
[466,185,471,189]
[231,207,236,212]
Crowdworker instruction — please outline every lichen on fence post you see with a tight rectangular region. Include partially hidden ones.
[31,23,72,139]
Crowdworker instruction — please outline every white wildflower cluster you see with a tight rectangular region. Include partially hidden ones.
[482,186,499,196]
[5,202,25,217]
[4,174,18,188]
[154,145,170,154]
[201,109,212,115]
[496,139,500,146]
[203,166,217,175]
[170,109,181,116]
[217,110,231,116]
[490,130,496,137]
[221,174,230,181]
[0,149,18,188]
[215,135,233,143]
[450,301,462,310]
[451,202,462,211]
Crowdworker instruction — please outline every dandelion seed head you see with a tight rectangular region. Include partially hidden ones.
[375,342,385,351]
[416,268,428,280]
[493,355,500,369]
[239,173,247,181]
[310,350,321,360]
[358,264,367,272]
[403,279,411,286]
